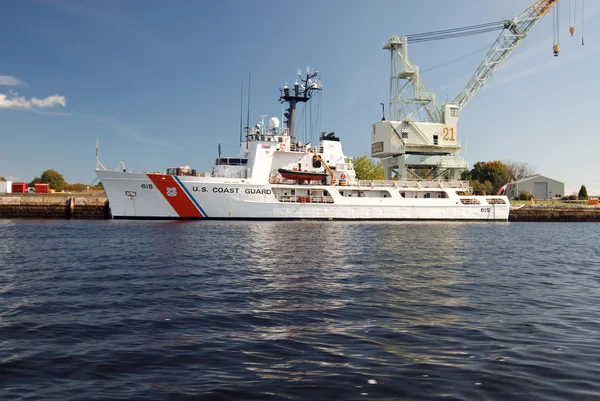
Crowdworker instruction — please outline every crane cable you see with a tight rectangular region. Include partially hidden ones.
[406,21,505,43]
[553,2,560,56]
[568,0,577,36]
[569,0,573,35]
[420,44,493,74]
[565,0,586,47]
[582,0,585,46]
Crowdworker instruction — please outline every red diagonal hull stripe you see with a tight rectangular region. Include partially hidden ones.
[147,174,203,218]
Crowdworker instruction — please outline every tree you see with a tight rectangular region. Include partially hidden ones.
[467,161,511,195]
[471,180,494,196]
[578,185,588,200]
[0,176,5,181]
[31,169,67,191]
[353,154,384,180]
[28,177,42,186]
[504,160,536,181]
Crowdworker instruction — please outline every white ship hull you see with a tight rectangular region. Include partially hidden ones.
[97,171,510,220]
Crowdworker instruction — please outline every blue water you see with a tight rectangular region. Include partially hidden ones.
[1,220,599,400]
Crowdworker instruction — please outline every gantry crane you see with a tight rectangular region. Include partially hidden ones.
[371,0,560,181]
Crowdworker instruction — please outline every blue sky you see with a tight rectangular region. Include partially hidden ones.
[1,0,599,195]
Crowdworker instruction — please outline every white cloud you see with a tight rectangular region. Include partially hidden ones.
[0,93,67,109]
[31,95,67,108]
[0,75,27,86]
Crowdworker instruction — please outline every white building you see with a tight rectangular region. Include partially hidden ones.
[0,180,12,194]
[506,175,565,200]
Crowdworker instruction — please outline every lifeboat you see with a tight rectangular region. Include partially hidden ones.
[277,168,328,181]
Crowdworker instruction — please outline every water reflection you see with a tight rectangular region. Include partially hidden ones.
[2,220,600,401]
[217,221,480,376]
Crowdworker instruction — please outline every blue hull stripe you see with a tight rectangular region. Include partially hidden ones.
[173,176,209,218]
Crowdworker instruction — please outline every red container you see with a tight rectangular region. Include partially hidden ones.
[34,183,50,194]
[12,183,27,193]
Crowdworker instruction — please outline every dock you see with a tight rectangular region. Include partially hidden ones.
[0,195,110,219]
[508,204,600,222]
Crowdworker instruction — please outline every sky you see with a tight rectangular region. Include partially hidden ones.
[1,0,599,195]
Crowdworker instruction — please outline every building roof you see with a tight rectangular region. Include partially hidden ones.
[509,174,541,185]
[507,174,564,186]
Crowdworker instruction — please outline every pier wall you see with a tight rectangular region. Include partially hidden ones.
[0,195,110,219]
[508,205,600,222]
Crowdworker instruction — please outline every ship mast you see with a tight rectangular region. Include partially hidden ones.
[279,69,322,142]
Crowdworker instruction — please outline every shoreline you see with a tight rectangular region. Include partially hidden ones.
[1,195,599,221]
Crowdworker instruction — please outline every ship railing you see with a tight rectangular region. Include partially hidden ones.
[288,143,313,152]
[274,194,334,204]
[355,180,470,189]
[269,177,322,185]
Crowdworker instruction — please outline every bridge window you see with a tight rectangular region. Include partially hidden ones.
[215,158,248,166]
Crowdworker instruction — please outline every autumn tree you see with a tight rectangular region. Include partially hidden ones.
[28,177,42,186]
[353,154,384,180]
[30,169,67,191]
[504,160,536,181]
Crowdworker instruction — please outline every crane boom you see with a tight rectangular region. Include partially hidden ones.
[453,0,559,111]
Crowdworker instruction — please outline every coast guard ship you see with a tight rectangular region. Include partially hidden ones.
[96,70,509,220]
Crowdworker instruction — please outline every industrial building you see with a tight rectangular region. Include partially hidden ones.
[506,175,565,200]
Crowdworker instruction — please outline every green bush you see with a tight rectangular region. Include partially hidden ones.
[519,191,532,200]
[568,194,578,200]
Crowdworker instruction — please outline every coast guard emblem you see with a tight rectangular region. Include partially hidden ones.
[166,187,177,197]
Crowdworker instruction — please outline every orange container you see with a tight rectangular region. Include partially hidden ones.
[588,199,598,205]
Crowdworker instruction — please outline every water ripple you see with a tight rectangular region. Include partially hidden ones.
[0,220,599,400]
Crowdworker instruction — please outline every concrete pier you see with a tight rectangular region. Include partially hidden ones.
[508,204,600,222]
[0,195,110,219]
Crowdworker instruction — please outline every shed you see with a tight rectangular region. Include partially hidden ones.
[506,174,565,200]
[0,180,12,193]
[35,183,50,194]
[12,182,27,193]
